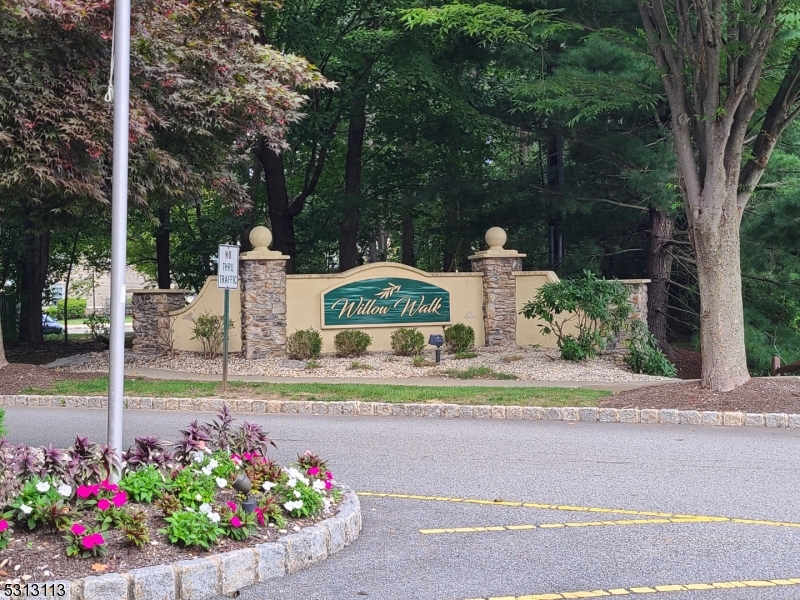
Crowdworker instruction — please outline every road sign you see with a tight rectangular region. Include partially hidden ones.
[217,245,239,289]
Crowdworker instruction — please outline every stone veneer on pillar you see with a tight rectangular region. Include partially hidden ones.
[239,226,289,359]
[131,290,189,354]
[469,227,526,347]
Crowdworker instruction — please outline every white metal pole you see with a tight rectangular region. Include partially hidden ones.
[108,0,131,482]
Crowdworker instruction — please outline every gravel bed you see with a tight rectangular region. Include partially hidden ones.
[63,347,671,383]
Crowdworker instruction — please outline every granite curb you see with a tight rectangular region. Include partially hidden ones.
[2,395,799,429]
[16,486,361,600]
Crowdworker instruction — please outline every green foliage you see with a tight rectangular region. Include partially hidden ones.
[454,351,478,359]
[442,366,518,380]
[286,328,323,360]
[411,355,435,367]
[44,298,87,320]
[277,480,324,519]
[117,507,150,547]
[120,466,167,504]
[520,271,633,362]
[160,510,220,549]
[190,312,233,359]
[169,468,216,509]
[444,323,475,353]
[0,409,5,437]
[333,330,372,357]
[625,320,677,378]
[84,313,110,349]
[220,507,257,541]
[391,327,425,356]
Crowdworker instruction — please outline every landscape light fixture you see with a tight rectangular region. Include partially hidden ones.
[232,473,257,514]
[428,334,444,363]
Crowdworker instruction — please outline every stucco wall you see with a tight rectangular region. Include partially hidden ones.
[287,263,484,353]
[170,277,242,353]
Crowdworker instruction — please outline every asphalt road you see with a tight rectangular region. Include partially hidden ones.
[3,407,800,600]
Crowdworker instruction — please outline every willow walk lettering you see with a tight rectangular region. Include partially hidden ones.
[322,278,451,327]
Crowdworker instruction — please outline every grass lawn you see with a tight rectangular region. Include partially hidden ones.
[23,377,608,407]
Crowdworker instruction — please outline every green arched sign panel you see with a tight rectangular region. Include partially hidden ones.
[322,277,451,327]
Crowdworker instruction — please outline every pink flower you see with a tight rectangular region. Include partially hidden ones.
[325,471,333,480]
[76,485,98,499]
[243,452,253,462]
[97,498,111,511]
[112,491,127,508]
[100,480,118,492]
[92,533,105,546]
[254,508,265,526]
[81,535,95,549]
[325,480,333,490]
[0,520,8,532]
[230,516,242,528]
[307,467,320,476]
[70,523,86,536]
[226,501,237,512]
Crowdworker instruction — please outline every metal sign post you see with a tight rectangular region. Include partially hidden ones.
[217,245,239,392]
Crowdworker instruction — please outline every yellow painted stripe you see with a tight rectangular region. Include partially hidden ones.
[470,577,800,599]
[419,517,730,535]
[358,491,800,527]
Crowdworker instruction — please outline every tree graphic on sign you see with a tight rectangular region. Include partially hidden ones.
[375,282,402,299]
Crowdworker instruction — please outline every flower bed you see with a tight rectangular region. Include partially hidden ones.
[0,405,343,583]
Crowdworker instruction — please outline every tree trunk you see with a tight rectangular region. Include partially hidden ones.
[401,217,416,267]
[18,223,49,345]
[645,208,675,360]
[338,81,371,272]
[63,229,81,347]
[257,145,297,273]
[692,197,750,391]
[156,206,171,289]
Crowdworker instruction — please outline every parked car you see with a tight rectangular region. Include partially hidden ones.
[42,314,65,335]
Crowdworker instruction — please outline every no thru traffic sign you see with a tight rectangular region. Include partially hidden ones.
[217,244,239,289]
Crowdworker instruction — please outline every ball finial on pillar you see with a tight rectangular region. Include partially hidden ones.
[249,226,273,252]
[485,227,507,251]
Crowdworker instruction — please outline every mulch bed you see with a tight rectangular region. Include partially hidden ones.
[0,494,339,582]
[672,348,702,380]
[601,377,800,413]
[0,364,102,396]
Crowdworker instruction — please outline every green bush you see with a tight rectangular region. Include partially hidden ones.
[190,312,233,359]
[520,271,632,362]
[333,330,372,357]
[46,299,87,321]
[390,327,425,356]
[443,323,475,353]
[625,320,677,377]
[286,328,323,360]
[0,408,5,437]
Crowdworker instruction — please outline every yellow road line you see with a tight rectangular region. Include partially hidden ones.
[462,578,800,599]
[358,492,800,528]
[419,517,724,535]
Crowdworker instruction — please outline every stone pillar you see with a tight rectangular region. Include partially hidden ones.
[239,226,289,359]
[469,227,526,347]
[131,290,188,354]
[604,279,651,365]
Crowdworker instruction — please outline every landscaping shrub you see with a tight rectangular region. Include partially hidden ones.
[444,323,475,353]
[391,327,425,356]
[0,405,341,569]
[85,313,110,349]
[625,320,677,377]
[520,270,632,361]
[45,298,87,321]
[0,408,5,437]
[286,328,323,360]
[333,329,372,357]
[190,311,234,358]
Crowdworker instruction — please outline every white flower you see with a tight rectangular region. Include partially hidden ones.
[312,480,325,492]
[293,490,301,498]
[199,503,212,515]
[283,500,303,511]
[195,494,203,502]
[36,481,50,493]
[57,484,72,497]
[201,465,213,476]
[286,468,309,485]
[262,481,276,491]
[208,511,221,523]
[191,451,205,463]
[184,507,195,512]
[215,477,227,489]
[20,504,32,515]
[323,498,332,512]
[286,478,297,488]
[207,459,219,470]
